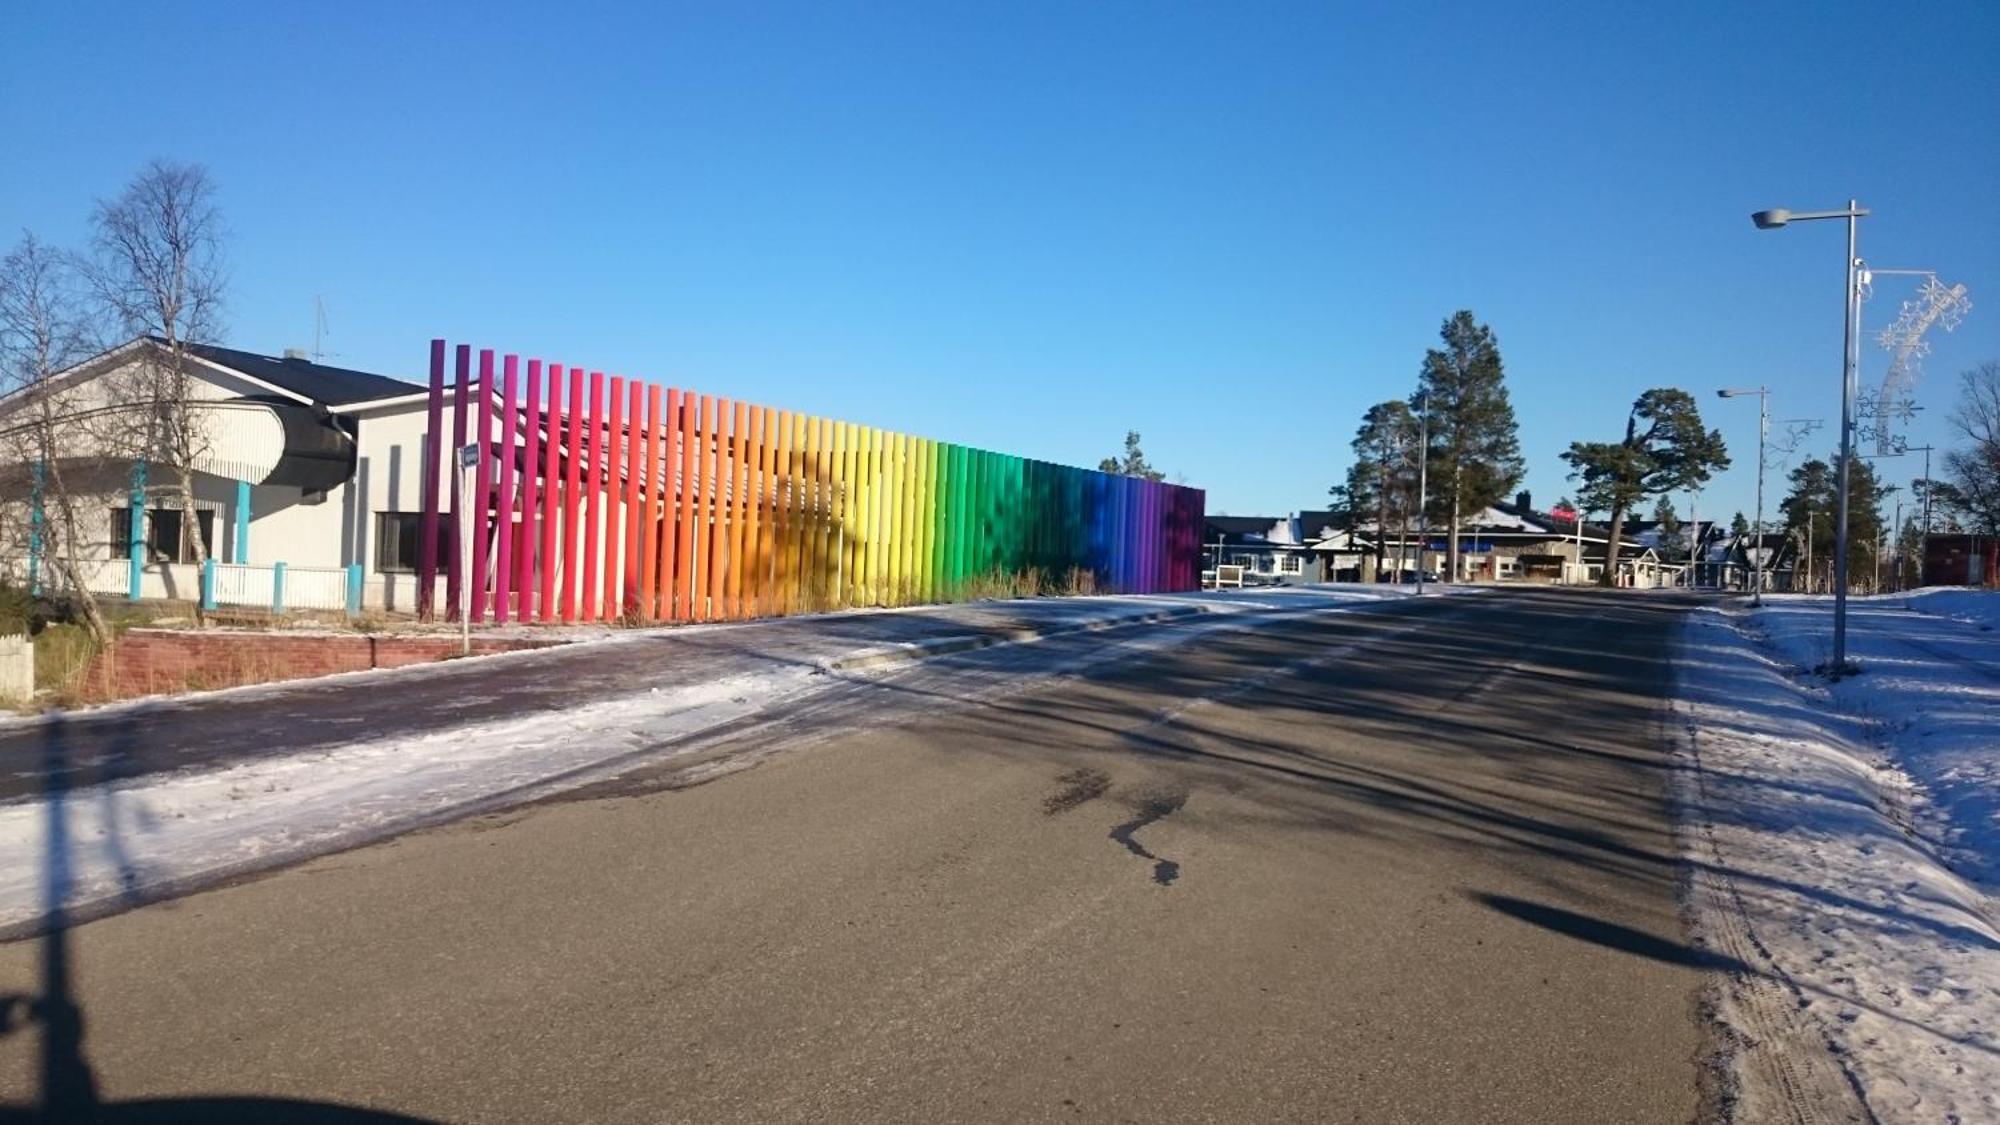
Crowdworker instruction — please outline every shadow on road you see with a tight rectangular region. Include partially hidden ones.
[0,715,437,1124]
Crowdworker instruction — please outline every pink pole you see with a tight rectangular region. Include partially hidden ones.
[519,359,542,620]
[539,365,563,621]
[470,349,495,623]
[446,345,470,619]
[493,355,518,624]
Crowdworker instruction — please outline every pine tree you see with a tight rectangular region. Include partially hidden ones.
[1652,495,1682,560]
[1561,388,1730,584]
[1417,311,1523,581]
[1780,454,1887,590]
[1098,430,1165,481]
[1343,400,1420,574]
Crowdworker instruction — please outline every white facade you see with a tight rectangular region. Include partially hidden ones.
[1,341,463,612]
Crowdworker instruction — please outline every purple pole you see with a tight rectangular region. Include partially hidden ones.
[418,339,444,619]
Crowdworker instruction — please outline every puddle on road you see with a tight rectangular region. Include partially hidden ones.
[1109,788,1188,886]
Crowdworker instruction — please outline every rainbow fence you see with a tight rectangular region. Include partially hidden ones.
[415,341,1205,624]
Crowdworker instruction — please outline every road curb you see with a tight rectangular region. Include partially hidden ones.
[811,602,1223,673]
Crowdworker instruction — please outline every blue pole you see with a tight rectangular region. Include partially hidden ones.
[234,479,251,563]
[345,563,363,616]
[128,461,146,602]
[27,461,44,597]
[271,561,287,614]
[201,558,217,611]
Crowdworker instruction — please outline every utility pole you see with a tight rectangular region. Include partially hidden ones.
[1574,503,1584,585]
[1415,393,1429,595]
[1908,444,1935,588]
[1718,387,1771,605]
[1891,492,1904,591]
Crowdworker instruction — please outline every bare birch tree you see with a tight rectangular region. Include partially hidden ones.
[0,233,113,644]
[84,160,227,594]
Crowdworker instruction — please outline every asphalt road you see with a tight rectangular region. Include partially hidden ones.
[0,588,1709,1123]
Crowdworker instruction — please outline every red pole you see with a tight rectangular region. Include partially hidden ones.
[580,371,604,620]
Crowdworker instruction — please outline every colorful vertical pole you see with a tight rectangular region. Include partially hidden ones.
[675,391,699,621]
[601,377,625,620]
[561,370,585,623]
[540,365,563,622]
[623,380,644,616]
[447,345,470,618]
[756,407,780,614]
[418,338,444,618]
[493,355,518,624]
[580,372,604,621]
[519,360,542,620]
[640,385,662,620]
[704,396,728,620]
[469,350,495,622]
[728,401,751,618]
[662,389,685,620]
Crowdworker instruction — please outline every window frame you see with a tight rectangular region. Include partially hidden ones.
[109,505,214,565]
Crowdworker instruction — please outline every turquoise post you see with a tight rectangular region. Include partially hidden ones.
[128,461,146,601]
[201,559,217,611]
[271,561,287,614]
[234,479,251,563]
[345,563,363,616]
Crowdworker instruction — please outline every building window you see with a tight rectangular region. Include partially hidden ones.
[1279,554,1303,575]
[1228,553,1258,569]
[110,506,213,564]
[376,512,450,572]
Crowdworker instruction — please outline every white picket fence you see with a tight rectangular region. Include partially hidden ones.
[0,634,30,704]
[282,566,352,611]
[8,556,361,615]
[209,563,275,608]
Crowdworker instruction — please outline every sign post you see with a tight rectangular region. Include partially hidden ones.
[458,443,480,655]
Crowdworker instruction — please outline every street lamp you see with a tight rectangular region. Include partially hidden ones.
[1751,199,1868,672]
[1717,387,1770,606]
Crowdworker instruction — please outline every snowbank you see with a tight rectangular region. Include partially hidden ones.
[1676,600,2000,1122]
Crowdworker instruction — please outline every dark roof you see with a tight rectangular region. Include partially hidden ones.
[1295,509,1343,539]
[169,339,421,406]
[1206,516,1281,537]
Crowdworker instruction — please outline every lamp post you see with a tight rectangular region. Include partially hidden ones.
[1752,201,1868,671]
[1717,387,1770,606]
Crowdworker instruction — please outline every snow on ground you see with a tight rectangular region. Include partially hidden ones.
[0,585,1427,936]
[1676,590,2000,1123]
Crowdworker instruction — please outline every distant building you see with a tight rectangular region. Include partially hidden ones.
[1923,534,1998,587]
[1203,515,1325,584]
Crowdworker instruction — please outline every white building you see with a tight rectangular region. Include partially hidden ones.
[1,337,451,613]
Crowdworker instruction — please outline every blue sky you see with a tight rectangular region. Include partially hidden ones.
[6,1,1996,524]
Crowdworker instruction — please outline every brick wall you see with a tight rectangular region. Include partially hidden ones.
[81,630,553,701]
